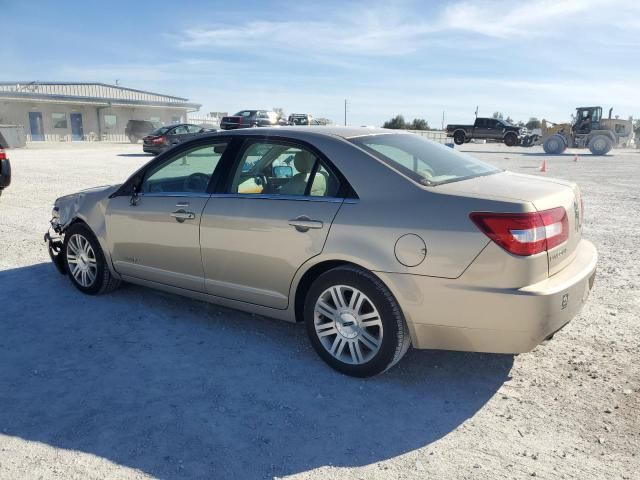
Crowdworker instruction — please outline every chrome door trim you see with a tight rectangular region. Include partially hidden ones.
[208,193,347,204]
[139,192,212,199]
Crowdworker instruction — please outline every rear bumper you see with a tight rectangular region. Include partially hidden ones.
[377,239,598,354]
[143,145,163,155]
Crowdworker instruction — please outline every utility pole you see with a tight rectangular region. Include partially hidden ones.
[344,99,349,126]
[442,111,445,130]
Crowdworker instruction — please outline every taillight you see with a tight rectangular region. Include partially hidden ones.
[152,136,166,144]
[470,207,568,256]
[0,148,6,160]
[238,117,244,125]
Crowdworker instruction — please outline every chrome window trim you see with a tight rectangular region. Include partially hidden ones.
[138,192,212,199]
[209,193,349,204]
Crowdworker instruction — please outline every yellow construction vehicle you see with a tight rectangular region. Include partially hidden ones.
[540,106,633,155]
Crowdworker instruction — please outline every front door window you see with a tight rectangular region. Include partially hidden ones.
[141,143,228,195]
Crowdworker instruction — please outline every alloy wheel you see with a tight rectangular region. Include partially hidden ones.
[66,234,98,288]
[314,285,383,365]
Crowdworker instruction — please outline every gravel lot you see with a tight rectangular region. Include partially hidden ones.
[0,141,638,480]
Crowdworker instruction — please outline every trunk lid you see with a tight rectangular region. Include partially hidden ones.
[437,171,583,276]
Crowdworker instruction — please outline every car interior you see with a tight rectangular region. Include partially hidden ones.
[232,143,338,197]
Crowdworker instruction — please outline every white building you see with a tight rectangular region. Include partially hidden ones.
[0,82,201,142]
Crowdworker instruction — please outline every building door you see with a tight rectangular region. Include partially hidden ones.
[28,112,44,141]
[70,113,84,141]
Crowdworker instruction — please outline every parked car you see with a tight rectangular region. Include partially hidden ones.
[125,120,161,144]
[288,113,313,125]
[142,123,208,155]
[0,147,11,197]
[220,110,279,130]
[446,117,525,146]
[45,127,597,377]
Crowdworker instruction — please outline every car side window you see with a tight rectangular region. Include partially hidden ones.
[141,142,227,194]
[229,141,339,198]
[173,125,188,135]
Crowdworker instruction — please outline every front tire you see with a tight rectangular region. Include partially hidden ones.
[543,134,565,154]
[304,266,410,377]
[504,132,517,147]
[63,223,120,295]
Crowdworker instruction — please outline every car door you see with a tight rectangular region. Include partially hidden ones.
[105,140,229,291]
[474,118,489,138]
[163,125,187,149]
[491,119,505,139]
[200,138,344,309]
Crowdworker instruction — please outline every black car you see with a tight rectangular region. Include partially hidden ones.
[142,124,208,155]
[0,147,11,197]
[220,110,279,130]
[125,120,161,144]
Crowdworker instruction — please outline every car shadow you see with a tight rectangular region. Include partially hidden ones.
[0,263,513,479]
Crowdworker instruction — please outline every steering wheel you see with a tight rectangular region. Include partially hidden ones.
[183,172,210,192]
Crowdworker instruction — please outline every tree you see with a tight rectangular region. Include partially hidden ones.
[383,115,407,129]
[492,112,504,120]
[410,118,430,130]
[505,116,515,125]
[526,117,541,130]
[272,107,285,120]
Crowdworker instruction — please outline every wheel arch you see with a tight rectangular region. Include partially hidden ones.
[60,215,120,279]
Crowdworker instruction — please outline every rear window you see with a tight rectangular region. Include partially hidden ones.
[150,126,171,136]
[349,133,500,186]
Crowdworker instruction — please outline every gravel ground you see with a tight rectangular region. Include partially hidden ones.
[0,142,638,480]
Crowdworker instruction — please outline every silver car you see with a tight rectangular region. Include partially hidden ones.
[45,127,597,377]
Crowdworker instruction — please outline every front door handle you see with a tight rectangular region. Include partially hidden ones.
[289,216,323,232]
[171,209,196,222]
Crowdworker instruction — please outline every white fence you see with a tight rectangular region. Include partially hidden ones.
[406,130,451,144]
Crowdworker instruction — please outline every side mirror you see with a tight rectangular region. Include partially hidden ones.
[0,158,11,190]
[273,165,293,178]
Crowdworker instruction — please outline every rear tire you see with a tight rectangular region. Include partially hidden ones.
[504,132,517,147]
[543,134,565,154]
[304,265,411,377]
[63,223,120,295]
[588,135,613,155]
[453,131,465,145]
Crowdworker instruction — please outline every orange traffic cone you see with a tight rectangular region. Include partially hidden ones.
[539,159,547,172]
[573,153,578,162]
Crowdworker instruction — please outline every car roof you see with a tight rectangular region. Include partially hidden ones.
[201,126,397,141]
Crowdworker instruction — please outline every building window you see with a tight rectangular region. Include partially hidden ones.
[52,113,67,129]
[104,114,117,129]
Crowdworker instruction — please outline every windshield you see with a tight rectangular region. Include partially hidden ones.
[150,126,171,136]
[350,133,500,186]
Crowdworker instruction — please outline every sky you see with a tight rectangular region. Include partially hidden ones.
[2,0,639,126]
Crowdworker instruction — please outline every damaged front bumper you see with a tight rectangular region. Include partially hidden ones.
[45,224,66,275]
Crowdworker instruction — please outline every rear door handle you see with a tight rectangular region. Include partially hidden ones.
[289,216,323,232]
[171,209,195,222]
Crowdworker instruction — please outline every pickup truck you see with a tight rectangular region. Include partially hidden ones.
[446,117,525,146]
